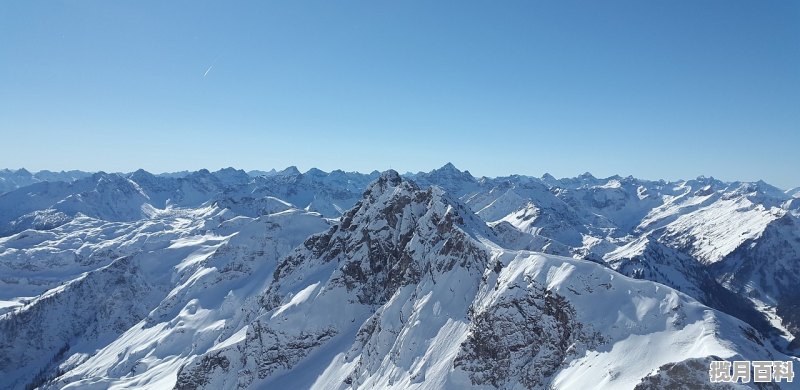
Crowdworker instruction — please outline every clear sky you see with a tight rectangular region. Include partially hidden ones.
[1,1,798,189]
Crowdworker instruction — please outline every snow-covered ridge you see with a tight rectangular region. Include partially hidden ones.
[0,167,376,236]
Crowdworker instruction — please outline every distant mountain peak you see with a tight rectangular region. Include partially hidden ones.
[15,168,32,177]
[432,162,465,174]
[441,162,458,170]
[278,166,301,176]
[129,169,156,183]
[305,167,327,176]
[214,167,243,174]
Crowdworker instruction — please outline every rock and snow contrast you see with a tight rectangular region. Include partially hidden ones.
[0,165,798,389]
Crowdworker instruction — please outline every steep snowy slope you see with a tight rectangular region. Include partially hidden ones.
[603,235,775,341]
[0,206,328,390]
[634,177,729,234]
[657,195,783,265]
[707,212,800,350]
[174,172,795,390]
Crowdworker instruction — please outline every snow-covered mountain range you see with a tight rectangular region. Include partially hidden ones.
[1,164,798,389]
[0,169,92,195]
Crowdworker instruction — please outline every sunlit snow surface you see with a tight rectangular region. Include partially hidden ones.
[0,167,798,389]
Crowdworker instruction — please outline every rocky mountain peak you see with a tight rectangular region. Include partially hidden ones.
[439,162,459,171]
[265,169,490,310]
[430,162,472,178]
[362,169,407,197]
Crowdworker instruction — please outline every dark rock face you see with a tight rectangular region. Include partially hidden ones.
[174,353,231,390]
[0,255,157,389]
[174,322,337,390]
[454,281,601,389]
[243,322,337,384]
[633,357,775,390]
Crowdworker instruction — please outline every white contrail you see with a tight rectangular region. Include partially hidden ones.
[203,63,215,78]
[203,56,220,78]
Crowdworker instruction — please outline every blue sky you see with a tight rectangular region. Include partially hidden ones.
[1,1,798,188]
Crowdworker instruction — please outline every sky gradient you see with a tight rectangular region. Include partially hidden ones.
[1,1,798,188]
